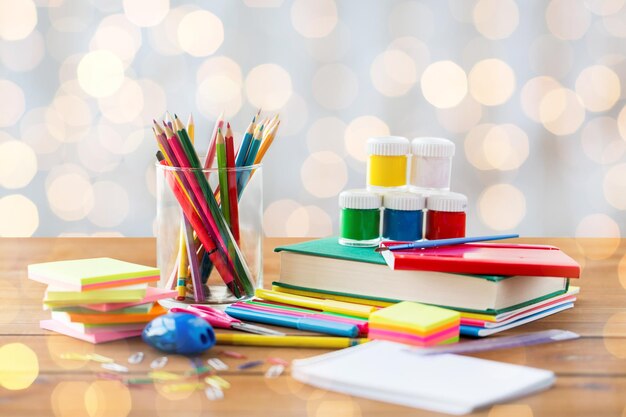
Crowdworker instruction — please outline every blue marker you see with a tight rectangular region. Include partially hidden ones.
[225,306,359,338]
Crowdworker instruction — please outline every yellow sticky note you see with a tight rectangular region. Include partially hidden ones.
[369,301,460,335]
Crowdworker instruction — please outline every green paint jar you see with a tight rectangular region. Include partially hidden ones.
[338,189,382,247]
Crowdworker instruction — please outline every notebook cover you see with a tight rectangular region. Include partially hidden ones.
[40,319,143,343]
[292,340,555,414]
[272,281,569,315]
[380,242,581,278]
[28,257,159,291]
[275,238,510,282]
[460,303,575,337]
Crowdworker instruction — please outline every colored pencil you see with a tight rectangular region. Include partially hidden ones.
[203,112,223,169]
[173,116,253,297]
[164,119,241,297]
[216,128,231,227]
[254,120,280,164]
[235,115,256,168]
[236,124,264,198]
[215,333,368,348]
[225,123,240,243]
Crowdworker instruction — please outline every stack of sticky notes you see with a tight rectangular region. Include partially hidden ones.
[368,301,460,347]
[28,257,175,344]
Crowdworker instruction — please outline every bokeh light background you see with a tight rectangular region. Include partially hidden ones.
[1,0,625,238]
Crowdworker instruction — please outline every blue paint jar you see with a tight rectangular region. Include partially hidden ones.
[382,192,426,241]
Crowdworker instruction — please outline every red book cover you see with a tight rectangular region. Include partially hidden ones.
[379,242,581,278]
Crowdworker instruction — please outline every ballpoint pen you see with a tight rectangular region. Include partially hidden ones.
[170,305,285,336]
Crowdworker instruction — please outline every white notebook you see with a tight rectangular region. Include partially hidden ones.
[292,340,554,415]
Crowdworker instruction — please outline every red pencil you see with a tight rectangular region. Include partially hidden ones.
[225,123,240,243]
[203,113,224,170]
[157,156,237,296]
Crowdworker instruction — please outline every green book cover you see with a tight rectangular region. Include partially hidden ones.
[275,237,509,282]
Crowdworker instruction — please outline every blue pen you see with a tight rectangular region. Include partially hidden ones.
[376,234,520,252]
[224,306,359,338]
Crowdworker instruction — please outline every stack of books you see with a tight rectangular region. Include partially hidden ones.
[28,257,175,343]
[273,238,580,337]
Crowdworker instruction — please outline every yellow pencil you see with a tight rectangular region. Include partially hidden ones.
[187,113,195,143]
[215,333,369,348]
[255,288,376,318]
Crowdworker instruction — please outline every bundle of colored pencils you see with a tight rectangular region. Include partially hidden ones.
[152,111,280,303]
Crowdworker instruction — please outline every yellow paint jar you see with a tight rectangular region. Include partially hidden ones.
[366,136,409,191]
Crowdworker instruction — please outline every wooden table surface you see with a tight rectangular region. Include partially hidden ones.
[1,237,625,417]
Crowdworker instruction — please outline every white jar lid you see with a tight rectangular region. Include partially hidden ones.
[411,137,455,158]
[367,136,410,156]
[383,192,426,211]
[339,189,382,209]
[426,192,467,212]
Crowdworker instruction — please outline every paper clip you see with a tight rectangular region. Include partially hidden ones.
[60,352,113,363]
[163,382,204,393]
[207,358,228,371]
[220,350,247,359]
[128,352,144,364]
[89,353,115,363]
[205,375,231,389]
[149,371,182,381]
[124,378,155,385]
[205,386,224,401]
[264,364,285,378]
[190,357,204,369]
[150,356,168,369]
[237,360,263,370]
[267,357,289,366]
[184,366,213,377]
[101,363,129,373]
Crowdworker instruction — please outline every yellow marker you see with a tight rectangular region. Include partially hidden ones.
[215,333,368,348]
[255,289,376,318]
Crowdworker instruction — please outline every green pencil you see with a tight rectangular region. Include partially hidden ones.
[216,128,231,227]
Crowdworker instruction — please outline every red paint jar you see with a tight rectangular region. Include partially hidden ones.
[425,192,467,240]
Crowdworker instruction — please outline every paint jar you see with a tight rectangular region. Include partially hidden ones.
[339,189,382,247]
[425,192,467,240]
[382,192,426,242]
[410,137,455,192]
[366,136,410,192]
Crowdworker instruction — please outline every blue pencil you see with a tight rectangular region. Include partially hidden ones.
[376,234,520,252]
[236,124,264,196]
[235,118,255,168]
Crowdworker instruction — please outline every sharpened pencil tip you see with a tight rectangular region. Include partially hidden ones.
[374,247,388,253]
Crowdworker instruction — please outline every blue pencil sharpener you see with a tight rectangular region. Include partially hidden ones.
[142,312,216,355]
